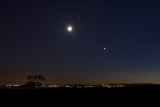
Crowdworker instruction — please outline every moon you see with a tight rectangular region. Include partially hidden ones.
[104,48,106,50]
[67,26,73,32]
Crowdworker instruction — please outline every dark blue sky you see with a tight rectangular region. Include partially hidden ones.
[1,0,160,84]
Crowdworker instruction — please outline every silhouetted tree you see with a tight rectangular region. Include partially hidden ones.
[32,75,45,83]
[37,75,45,82]
[25,75,45,87]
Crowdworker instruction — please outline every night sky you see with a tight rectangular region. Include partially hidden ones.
[1,0,160,85]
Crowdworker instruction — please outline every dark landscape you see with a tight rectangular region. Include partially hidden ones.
[0,84,160,103]
[1,0,160,104]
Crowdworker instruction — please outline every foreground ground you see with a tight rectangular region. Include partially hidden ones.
[0,87,160,103]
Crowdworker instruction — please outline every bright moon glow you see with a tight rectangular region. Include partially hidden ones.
[104,48,106,50]
[67,26,73,32]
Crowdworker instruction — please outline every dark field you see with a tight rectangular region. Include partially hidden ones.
[0,87,159,103]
